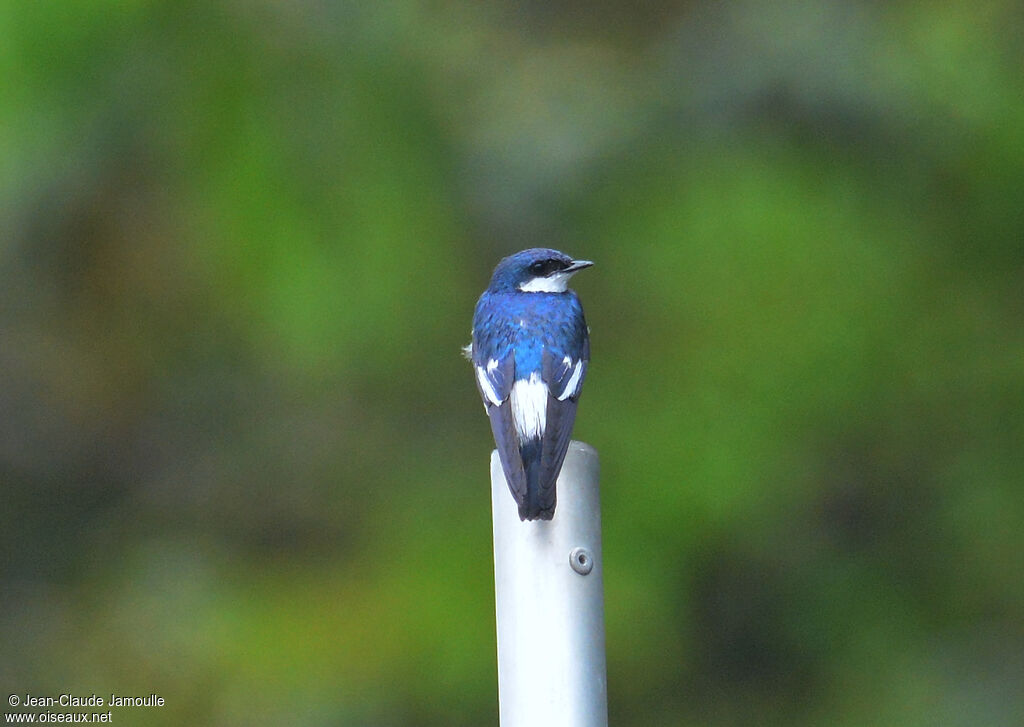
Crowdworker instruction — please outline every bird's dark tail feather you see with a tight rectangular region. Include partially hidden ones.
[517,439,555,521]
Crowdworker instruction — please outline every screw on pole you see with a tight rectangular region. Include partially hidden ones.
[490,441,607,727]
[569,547,594,575]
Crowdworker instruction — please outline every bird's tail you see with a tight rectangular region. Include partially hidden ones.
[517,439,555,521]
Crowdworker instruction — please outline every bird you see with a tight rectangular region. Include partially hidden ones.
[467,248,593,521]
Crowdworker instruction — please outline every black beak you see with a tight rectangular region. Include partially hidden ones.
[565,259,594,273]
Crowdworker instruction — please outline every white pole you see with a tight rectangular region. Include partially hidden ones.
[490,441,607,727]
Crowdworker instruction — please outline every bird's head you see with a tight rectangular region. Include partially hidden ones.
[488,248,594,293]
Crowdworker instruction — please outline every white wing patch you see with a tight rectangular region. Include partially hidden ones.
[511,373,548,442]
[557,359,585,401]
[476,361,503,406]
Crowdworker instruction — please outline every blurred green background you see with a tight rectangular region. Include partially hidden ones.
[3,1,1023,725]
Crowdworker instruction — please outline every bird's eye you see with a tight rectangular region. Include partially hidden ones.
[529,259,566,276]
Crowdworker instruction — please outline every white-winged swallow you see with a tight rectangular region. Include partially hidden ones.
[466,248,592,520]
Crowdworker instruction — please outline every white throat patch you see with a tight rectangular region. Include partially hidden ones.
[518,272,572,293]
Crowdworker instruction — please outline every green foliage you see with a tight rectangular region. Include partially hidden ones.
[3,2,1023,725]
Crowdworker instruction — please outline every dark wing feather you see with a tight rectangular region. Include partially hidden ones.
[534,396,577,519]
[535,349,589,519]
[472,352,529,510]
[487,398,528,508]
